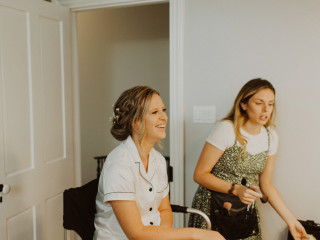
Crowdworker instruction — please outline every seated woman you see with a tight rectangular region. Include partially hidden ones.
[94,86,224,240]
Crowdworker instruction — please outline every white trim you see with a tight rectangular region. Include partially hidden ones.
[71,12,82,186]
[57,0,168,11]
[169,0,184,228]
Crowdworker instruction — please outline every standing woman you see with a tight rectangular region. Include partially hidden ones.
[188,79,307,240]
[94,86,224,240]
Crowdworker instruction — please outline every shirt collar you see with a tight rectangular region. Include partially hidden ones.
[123,135,155,182]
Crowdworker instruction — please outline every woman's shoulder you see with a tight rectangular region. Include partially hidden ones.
[150,149,168,176]
[265,125,279,155]
[212,120,234,134]
[151,149,167,164]
[207,120,235,150]
[265,125,278,139]
[152,148,165,158]
[106,143,133,166]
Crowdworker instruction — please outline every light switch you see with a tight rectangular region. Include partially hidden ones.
[193,106,216,123]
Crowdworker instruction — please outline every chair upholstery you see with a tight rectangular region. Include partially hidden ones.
[63,179,99,240]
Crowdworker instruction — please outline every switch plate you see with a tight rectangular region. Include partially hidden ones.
[193,105,216,123]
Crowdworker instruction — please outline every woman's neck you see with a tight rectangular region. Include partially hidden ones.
[241,121,262,135]
[132,134,153,172]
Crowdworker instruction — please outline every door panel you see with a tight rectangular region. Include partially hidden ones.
[40,15,65,163]
[0,4,34,176]
[0,1,73,239]
[46,193,64,240]
[7,207,36,240]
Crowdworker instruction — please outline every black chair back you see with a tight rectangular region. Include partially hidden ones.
[63,178,212,237]
[63,179,99,240]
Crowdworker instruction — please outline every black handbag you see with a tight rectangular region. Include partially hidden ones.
[210,190,259,240]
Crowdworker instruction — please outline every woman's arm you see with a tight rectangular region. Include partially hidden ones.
[110,200,225,240]
[158,195,173,228]
[194,142,262,204]
[259,155,308,240]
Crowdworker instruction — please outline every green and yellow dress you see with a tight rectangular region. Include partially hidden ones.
[188,121,275,240]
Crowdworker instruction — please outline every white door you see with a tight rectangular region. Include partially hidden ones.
[0,0,73,239]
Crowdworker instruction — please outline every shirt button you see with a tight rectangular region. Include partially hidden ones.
[150,222,153,225]
[149,188,152,192]
[149,207,152,211]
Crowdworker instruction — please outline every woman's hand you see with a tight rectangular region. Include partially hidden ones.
[288,219,309,240]
[234,185,262,205]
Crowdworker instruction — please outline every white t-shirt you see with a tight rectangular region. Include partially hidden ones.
[207,121,278,156]
[94,136,169,240]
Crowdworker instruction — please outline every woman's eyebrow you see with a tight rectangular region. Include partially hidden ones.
[254,98,274,102]
[150,106,166,110]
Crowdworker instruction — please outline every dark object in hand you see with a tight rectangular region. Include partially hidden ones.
[241,178,268,204]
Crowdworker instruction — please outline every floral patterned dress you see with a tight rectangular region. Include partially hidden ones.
[188,129,270,240]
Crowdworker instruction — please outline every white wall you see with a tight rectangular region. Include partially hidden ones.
[77,3,169,184]
[184,1,320,239]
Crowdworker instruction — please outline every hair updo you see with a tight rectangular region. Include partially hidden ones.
[111,86,159,141]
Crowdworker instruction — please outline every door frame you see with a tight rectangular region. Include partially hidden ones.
[65,0,185,227]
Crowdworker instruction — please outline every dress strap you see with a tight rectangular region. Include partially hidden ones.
[233,137,237,146]
[265,126,270,153]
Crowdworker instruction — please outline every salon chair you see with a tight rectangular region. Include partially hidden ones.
[63,179,211,240]
[63,179,98,240]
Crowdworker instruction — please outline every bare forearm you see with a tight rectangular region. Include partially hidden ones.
[261,183,296,224]
[261,184,309,238]
[111,200,225,240]
[194,172,233,194]
[159,209,173,228]
[259,156,307,239]
[131,226,223,240]
[194,143,231,193]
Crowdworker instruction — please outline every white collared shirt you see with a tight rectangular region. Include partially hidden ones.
[94,136,169,240]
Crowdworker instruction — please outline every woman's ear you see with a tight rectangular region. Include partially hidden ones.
[240,102,247,111]
[132,120,141,134]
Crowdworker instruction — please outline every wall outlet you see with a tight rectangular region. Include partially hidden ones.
[193,105,216,123]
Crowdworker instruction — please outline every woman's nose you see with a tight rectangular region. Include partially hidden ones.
[263,105,272,113]
[263,105,267,111]
[263,104,269,112]
[161,111,168,120]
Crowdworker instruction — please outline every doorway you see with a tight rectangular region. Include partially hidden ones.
[76,3,170,185]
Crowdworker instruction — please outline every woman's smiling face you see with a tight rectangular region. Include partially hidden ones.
[143,93,168,145]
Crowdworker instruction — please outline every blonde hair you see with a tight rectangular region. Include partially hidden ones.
[111,86,159,144]
[223,78,276,160]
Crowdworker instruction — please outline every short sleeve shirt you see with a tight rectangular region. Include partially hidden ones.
[206,121,278,156]
[94,136,169,240]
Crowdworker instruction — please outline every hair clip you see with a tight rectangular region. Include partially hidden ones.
[110,112,119,124]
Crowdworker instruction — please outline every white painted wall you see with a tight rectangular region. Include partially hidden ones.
[184,1,320,239]
[77,3,169,184]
